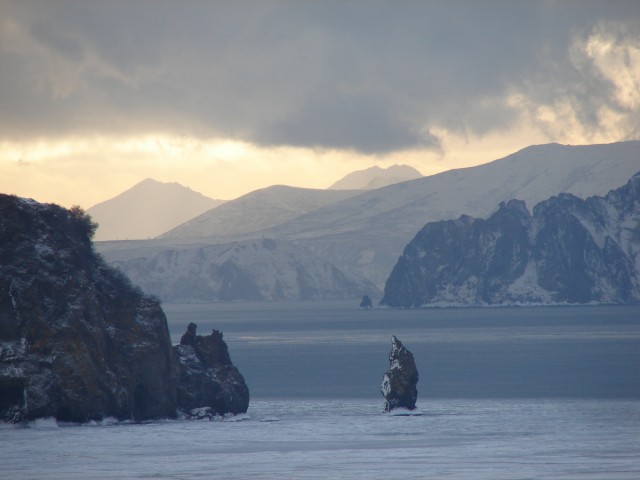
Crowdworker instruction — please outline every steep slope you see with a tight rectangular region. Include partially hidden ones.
[0,195,250,423]
[381,172,640,307]
[107,238,378,302]
[0,195,177,422]
[263,141,640,288]
[88,178,223,241]
[328,164,422,190]
[159,185,360,240]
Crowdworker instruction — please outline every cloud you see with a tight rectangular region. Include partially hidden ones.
[499,20,640,144]
[1,1,639,153]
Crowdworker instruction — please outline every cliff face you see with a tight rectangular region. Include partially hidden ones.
[0,195,248,423]
[381,173,640,307]
[103,238,377,302]
[0,195,177,422]
[175,323,249,416]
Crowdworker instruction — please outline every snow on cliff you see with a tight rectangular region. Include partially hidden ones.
[381,172,640,306]
[107,238,378,302]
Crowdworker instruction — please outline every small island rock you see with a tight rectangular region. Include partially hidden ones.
[174,323,249,417]
[381,335,419,412]
[359,294,373,309]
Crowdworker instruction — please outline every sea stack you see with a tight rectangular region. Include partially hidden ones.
[381,335,419,412]
[359,294,373,309]
[174,323,250,417]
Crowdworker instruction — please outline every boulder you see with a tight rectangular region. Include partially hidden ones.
[381,336,419,412]
[175,323,249,416]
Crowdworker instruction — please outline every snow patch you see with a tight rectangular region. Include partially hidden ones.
[507,262,554,303]
[381,374,391,396]
[386,407,423,416]
[34,240,54,257]
[28,417,59,429]
[357,250,375,265]
[222,413,251,422]
[259,416,280,423]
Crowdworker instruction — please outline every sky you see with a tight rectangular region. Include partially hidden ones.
[1,0,639,208]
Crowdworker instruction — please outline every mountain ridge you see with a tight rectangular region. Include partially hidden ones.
[258,141,640,287]
[96,141,640,300]
[159,185,361,240]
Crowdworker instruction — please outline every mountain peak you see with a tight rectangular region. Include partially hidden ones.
[328,164,422,190]
[88,179,224,241]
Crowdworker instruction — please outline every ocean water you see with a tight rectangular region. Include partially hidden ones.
[2,303,639,479]
[164,302,640,399]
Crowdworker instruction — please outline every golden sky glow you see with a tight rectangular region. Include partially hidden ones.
[0,118,577,208]
[1,2,639,208]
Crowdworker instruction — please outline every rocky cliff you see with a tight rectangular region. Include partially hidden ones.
[103,238,377,302]
[381,172,640,307]
[0,195,248,423]
[175,323,249,416]
[381,336,419,412]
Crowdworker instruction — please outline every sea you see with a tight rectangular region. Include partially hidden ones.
[2,302,639,479]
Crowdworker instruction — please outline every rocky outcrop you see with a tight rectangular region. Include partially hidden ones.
[0,195,177,423]
[0,195,249,423]
[381,336,419,412]
[381,172,640,307]
[359,294,373,309]
[175,323,249,417]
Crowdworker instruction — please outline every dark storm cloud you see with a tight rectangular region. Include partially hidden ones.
[1,0,639,152]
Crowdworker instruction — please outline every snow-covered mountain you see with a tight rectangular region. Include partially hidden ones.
[381,172,640,306]
[328,164,422,190]
[96,141,640,302]
[88,178,223,241]
[159,185,360,240]
[260,141,640,288]
[107,237,378,302]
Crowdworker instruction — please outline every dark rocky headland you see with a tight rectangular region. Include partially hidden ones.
[0,195,248,423]
[382,172,640,307]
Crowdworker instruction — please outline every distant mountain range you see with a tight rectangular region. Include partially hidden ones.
[88,179,224,241]
[382,172,640,306]
[256,141,640,289]
[327,164,422,190]
[96,141,640,303]
[89,164,419,242]
[159,185,359,240]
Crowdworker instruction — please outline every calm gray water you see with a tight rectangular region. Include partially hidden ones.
[2,398,639,479]
[164,302,640,399]
[1,303,639,479]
